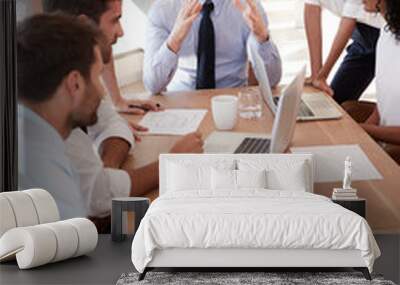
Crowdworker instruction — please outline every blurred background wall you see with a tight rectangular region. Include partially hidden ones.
[16,0,42,22]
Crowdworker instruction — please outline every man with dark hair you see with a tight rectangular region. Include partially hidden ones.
[18,14,107,219]
[40,0,204,230]
[43,0,110,24]
[42,0,152,113]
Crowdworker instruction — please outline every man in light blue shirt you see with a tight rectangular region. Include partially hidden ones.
[18,105,86,219]
[144,0,282,94]
[17,14,107,219]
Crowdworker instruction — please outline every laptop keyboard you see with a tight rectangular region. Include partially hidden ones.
[234,137,271,154]
[299,101,314,117]
[306,99,336,113]
[273,96,314,117]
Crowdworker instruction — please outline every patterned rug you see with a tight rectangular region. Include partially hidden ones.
[117,271,396,285]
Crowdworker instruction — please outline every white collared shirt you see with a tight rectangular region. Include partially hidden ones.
[305,0,384,28]
[376,26,400,126]
[65,96,133,218]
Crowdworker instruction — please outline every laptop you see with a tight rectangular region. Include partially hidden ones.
[204,66,305,154]
[249,46,342,121]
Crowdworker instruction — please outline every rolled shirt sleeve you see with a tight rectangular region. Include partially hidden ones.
[304,0,322,6]
[87,97,134,153]
[65,129,131,218]
[90,168,131,218]
[248,35,282,88]
[304,0,352,15]
[342,0,384,28]
[247,1,282,87]
[342,1,361,18]
[303,0,343,17]
[143,2,179,94]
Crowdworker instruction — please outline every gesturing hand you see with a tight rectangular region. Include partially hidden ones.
[234,0,269,43]
[310,77,334,97]
[167,0,202,54]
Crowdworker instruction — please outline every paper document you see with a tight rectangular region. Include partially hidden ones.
[290,144,383,183]
[139,109,207,135]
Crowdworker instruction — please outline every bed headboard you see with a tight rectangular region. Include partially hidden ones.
[159,154,314,195]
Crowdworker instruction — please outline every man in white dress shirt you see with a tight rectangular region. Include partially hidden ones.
[18,14,108,219]
[304,0,383,104]
[143,0,282,94]
[43,0,204,230]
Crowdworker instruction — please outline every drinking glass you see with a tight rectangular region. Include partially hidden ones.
[238,89,262,119]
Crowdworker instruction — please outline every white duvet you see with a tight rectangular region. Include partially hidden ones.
[131,190,380,273]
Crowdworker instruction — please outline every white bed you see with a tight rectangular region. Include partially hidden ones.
[131,154,380,280]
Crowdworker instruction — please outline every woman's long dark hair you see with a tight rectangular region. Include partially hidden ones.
[384,0,400,41]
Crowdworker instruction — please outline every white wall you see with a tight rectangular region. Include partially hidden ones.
[113,0,155,55]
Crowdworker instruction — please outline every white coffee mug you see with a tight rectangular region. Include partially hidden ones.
[211,95,238,130]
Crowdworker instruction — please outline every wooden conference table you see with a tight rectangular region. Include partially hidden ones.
[121,86,400,234]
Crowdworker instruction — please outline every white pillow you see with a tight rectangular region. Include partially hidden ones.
[166,159,237,192]
[266,162,308,191]
[238,159,311,192]
[211,168,236,190]
[236,169,267,189]
[211,169,268,190]
[167,162,211,191]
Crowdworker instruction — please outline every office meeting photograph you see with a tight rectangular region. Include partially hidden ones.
[0,0,399,284]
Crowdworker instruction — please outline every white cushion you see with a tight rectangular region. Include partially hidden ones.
[0,196,16,238]
[238,159,311,192]
[211,168,237,190]
[0,189,61,238]
[166,159,236,192]
[0,189,98,269]
[0,226,58,269]
[64,218,98,257]
[236,169,268,189]
[1,192,39,227]
[24,189,60,224]
[0,218,97,269]
[167,162,211,191]
[42,221,79,262]
[267,162,309,191]
[211,169,268,190]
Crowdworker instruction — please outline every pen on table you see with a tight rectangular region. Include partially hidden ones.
[128,103,161,112]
